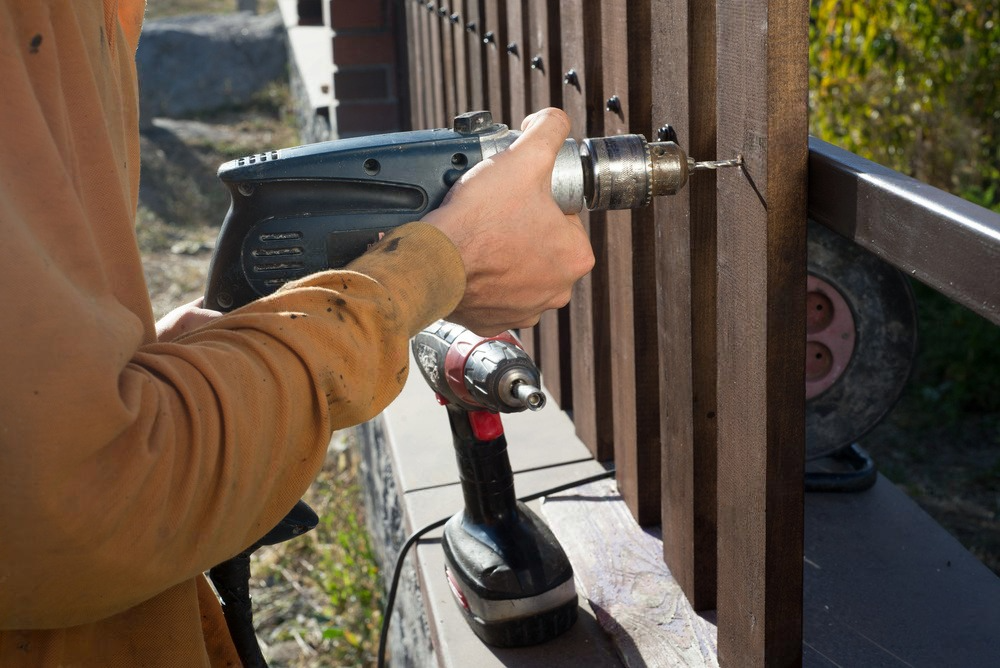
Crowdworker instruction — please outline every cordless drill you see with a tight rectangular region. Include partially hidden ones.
[203,110,738,311]
[411,320,577,647]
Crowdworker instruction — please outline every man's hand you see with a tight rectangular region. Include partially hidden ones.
[423,107,595,336]
[156,297,223,342]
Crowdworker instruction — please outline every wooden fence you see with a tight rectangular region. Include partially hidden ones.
[404,0,808,663]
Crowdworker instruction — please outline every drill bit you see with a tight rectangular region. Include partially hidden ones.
[691,156,743,171]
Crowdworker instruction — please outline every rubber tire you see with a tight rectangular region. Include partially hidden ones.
[805,221,918,459]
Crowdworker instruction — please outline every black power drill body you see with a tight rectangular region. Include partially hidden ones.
[204,110,709,312]
[412,320,577,647]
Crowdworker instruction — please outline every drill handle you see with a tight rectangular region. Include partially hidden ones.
[446,405,518,526]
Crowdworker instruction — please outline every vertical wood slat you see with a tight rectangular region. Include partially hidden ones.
[463,0,485,110]
[655,0,720,611]
[482,0,508,122]
[560,0,613,459]
[502,0,539,363]
[425,2,446,127]
[715,0,808,663]
[405,1,425,129]
[416,1,435,129]
[528,1,570,409]
[593,0,661,524]
[446,2,469,116]
[438,3,457,120]
[504,0,528,126]
[625,0,661,526]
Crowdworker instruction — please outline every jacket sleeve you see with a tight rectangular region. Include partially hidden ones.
[0,2,466,629]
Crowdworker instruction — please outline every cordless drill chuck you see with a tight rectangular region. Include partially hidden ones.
[412,320,578,648]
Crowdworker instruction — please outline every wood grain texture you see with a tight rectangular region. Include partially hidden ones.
[463,0,485,110]
[426,1,446,127]
[482,0,508,121]
[501,0,539,362]
[528,0,570,409]
[715,0,808,664]
[559,0,613,459]
[439,4,457,120]
[504,0,528,125]
[405,1,425,129]
[544,480,719,667]
[594,0,661,525]
[654,0,720,611]
[450,2,469,115]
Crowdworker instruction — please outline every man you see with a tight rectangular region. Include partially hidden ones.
[0,2,593,665]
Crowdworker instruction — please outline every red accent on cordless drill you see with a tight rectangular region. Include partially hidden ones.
[411,320,578,647]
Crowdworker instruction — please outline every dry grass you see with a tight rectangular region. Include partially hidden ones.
[251,433,382,667]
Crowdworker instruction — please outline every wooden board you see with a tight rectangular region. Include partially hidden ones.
[504,0,528,125]
[526,0,570,409]
[426,1,446,127]
[592,0,661,525]
[463,0,485,110]
[439,4,457,120]
[654,0,720,611]
[714,0,808,663]
[559,0,612,459]
[405,1,423,129]
[482,0,508,121]
[544,479,719,667]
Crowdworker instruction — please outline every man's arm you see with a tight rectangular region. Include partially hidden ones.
[0,1,591,631]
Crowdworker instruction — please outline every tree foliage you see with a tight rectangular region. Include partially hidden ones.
[810,0,1000,208]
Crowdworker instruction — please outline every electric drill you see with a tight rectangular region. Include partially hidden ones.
[411,319,577,647]
[203,110,738,312]
[202,111,739,659]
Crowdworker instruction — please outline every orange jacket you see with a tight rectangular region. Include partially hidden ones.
[0,2,465,665]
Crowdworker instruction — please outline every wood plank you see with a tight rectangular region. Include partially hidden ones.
[481,0,508,120]
[654,0,719,611]
[415,0,434,129]
[449,3,469,114]
[463,0,485,110]
[544,479,719,666]
[504,0,528,125]
[625,0,661,526]
[426,1,446,127]
[569,1,616,461]
[527,0,570,409]
[501,0,538,363]
[559,0,612,459]
[714,0,808,663]
[590,0,660,525]
[439,3,457,121]
[405,0,424,129]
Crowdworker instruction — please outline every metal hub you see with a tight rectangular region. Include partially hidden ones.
[805,274,857,400]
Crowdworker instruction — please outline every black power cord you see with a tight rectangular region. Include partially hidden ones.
[375,468,616,668]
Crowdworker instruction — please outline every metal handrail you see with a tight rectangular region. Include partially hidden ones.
[808,137,1000,326]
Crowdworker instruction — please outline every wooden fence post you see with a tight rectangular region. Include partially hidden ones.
[527,1,573,410]
[715,0,808,663]
[559,0,614,460]
[588,0,662,524]
[655,0,720,612]
[462,0,485,110]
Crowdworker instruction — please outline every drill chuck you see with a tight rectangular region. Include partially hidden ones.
[580,135,690,210]
[412,320,546,414]
[472,111,692,214]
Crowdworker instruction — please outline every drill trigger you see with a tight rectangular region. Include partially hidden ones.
[468,410,504,441]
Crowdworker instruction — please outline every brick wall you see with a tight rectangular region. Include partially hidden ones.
[327,0,406,137]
